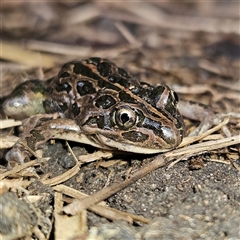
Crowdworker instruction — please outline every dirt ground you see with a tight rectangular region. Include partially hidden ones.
[0,2,239,239]
[35,141,240,239]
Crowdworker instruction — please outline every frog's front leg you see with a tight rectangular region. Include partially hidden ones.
[6,113,59,164]
[6,112,111,164]
[6,114,83,164]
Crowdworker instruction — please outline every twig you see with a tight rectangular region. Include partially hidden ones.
[54,184,150,224]
[0,158,49,180]
[41,161,82,186]
[63,154,167,215]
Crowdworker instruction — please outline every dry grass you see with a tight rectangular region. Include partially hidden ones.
[0,2,239,239]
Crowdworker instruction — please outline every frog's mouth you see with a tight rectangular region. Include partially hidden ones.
[95,135,171,154]
[47,121,174,154]
[55,132,169,154]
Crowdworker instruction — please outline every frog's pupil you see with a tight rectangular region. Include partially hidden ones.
[121,113,129,124]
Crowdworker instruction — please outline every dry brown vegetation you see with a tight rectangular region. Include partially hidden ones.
[0,2,240,240]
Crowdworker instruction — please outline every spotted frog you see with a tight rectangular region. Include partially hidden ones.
[3,57,218,162]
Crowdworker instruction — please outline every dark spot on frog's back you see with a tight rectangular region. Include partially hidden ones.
[56,82,71,93]
[98,79,120,91]
[95,95,116,109]
[77,81,96,96]
[73,62,101,80]
[108,75,130,88]
[87,57,102,65]
[118,67,130,78]
[97,61,113,77]
[119,91,137,104]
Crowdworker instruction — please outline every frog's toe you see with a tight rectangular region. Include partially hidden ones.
[188,121,212,136]
[5,144,31,164]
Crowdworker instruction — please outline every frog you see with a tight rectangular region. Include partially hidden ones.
[2,57,222,163]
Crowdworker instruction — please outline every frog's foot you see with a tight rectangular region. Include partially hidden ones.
[5,143,32,164]
[188,112,240,137]
[5,113,60,164]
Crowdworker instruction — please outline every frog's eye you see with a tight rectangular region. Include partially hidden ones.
[114,107,136,129]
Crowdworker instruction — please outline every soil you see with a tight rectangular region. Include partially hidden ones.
[16,141,240,239]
